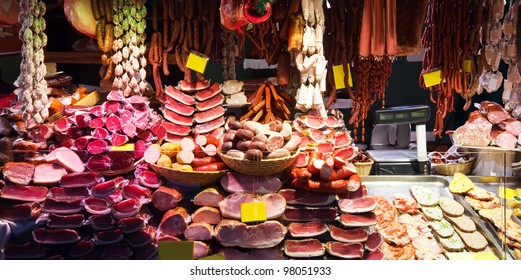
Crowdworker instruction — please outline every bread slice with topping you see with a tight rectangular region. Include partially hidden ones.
[448,172,475,194]
[465,196,500,211]
[421,206,443,221]
[438,197,465,217]
[455,228,488,251]
[444,214,476,233]
[429,219,455,238]
[466,187,496,201]
[410,186,439,207]
[438,233,465,252]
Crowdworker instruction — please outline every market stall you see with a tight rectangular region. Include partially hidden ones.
[0,0,520,261]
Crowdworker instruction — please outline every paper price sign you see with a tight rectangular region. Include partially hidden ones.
[332,64,353,89]
[186,52,209,74]
[240,201,267,223]
[423,70,444,87]
[472,252,498,260]
[110,143,135,151]
[498,186,515,199]
[158,241,194,260]
[463,60,472,73]
[199,253,225,260]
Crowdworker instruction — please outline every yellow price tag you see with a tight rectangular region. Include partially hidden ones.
[423,70,444,87]
[240,201,267,223]
[199,253,225,260]
[158,241,194,260]
[445,252,474,260]
[463,60,472,73]
[472,252,498,260]
[110,143,135,151]
[498,186,515,199]
[332,64,353,89]
[186,52,209,74]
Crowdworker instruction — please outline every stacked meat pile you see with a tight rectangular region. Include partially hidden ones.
[452,100,521,149]
[162,80,225,143]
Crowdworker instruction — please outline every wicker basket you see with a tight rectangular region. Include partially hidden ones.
[150,163,227,190]
[217,149,299,176]
[433,159,475,176]
[354,160,374,176]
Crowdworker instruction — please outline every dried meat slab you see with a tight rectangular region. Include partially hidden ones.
[33,228,80,245]
[60,172,98,188]
[282,207,337,222]
[47,213,85,229]
[0,200,41,221]
[91,176,125,198]
[84,197,112,215]
[325,242,364,259]
[283,239,325,258]
[112,199,142,219]
[278,189,335,206]
[43,198,83,214]
[88,214,116,231]
[329,225,368,243]
[3,242,47,259]
[0,185,48,202]
[215,220,287,249]
[288,221,328,238]
[338,197,377,213]
[158,207,190,236]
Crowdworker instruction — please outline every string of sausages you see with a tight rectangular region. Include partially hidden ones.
[91,0,115,82]
[245,18,280,65]
[15,0,49,128]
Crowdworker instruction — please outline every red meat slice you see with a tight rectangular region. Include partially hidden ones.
[178,79,211,92]
[364,249,385,260]
[120,215,146,234]
[304,116,325,129]
[68,126,84,139]
[195,94,224,111]
[102,243,133,260]
[103,101,121,114]
[340,213,377,227]
[126,225,156,248]
[94,229,124,245]
[282,206,337,222]
[165,100,195,116]
[47,213,85,229]
[3,242,47,259]
[110,152,134,170]
[87,139,108,155]
[151,186,183,211]
[309,129,324,142]
[184,223,214,241]
[60,172,98,188]
[334,131,352,148]
[91,176,125,198]
[194,106,225,124]
[326,242,364,259]
[112,198,142,218]
[0,185,48,202]
[338,197,377,213]
[163,122,191,136]
[0,201,41,221]
[89,117,105,129]
[158,207,190,236]
[89,105,103,117]
[165,85,196,105]
[150,123,167,139]
[88,214,116,231]
[122,183,153,204]
[194,82,222,101]
[193,188,224,207]
[109,133,128,146]
[106,114,123,133]
[278,189,335,206]
[119,109,133,123]
[122,123,137,137]
[333,146,358,161]
[86,155,112,172]
[293,152,309,167]
[164,109,194,126]
[48,187,89,200]
[324,116,341,128]
[164,133,185,143]
[138,170,161,188]
[84,197,112,215]
[129,95,147,107]
[214,220,286,249]
[108,189,123,204]
[329,225,368,243]
[365,232,384,251]
[287,221,328,238]
[69,240,95,258]
[133,140,149,159]
[92,127,109,140]
[2,162,35,185]
[137,130,155,142]
[192,206,222,225]
[283,239,325,258]
[73,113,91,128]
[31,163,66,185]
[53,117,71,132]
[43,198,83,214]
[33,228,80,245]
[74,136,94,151]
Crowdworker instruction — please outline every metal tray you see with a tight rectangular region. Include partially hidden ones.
[360,175,506,259]
[447,176,519,260]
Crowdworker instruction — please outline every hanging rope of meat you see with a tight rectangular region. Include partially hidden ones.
[112,0,147,97]
[91,0,115,82]
[15,0,49,128]
[501,1,521,116]
[419,0,487,137]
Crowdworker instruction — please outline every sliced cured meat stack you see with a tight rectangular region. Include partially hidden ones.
[163,122,191,136]
[164,109,194,126]
[0,185,48,202]
[184,223,214,241]
[69,240,95,258]
[215,220,287,249]
[158,207,191,236]
[288,221,328,238]
[122,184,153,204]
[365,232,384,252]
[165,87,196,106]
[165,100,195,116]
[193,188,224,207]
[95,229,124,245]
[126,226,156,248]
[33,228,80,245]
[219,248,286,260]
[88,214,116,231]
[47,213,85,229]
[338,197,377,213]
[192,206,222,225]
[2,162,34,185]
[46,147,85,173]
[178,79,211,92]
[0,201,41,221]
[195,94,224,111]
[194,83,222,101]
[220,172,282,194]
[278,189,336,206]
[84,197,112,215]
[120,215,146,234]
[329,226,368,243]
[112,199,142,218]
[3,242,47,259]
[194,106,225,123]
[91,177,125,198]
[151,186,183,212]
[193,241,210,260]
[193,116,225,134]
[283,239,325,258]
[102,243,133,260]
[48,187,89,200]
[325,242,364,259]
[219,193,286,220]
[60,172,99,188]
[32,163,67,184]
[364,249,385,260]
[282,207,337,222]
[340,213,377,227]
[43,198,83,214]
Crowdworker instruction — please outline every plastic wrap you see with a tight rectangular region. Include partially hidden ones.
[220,0,248,32]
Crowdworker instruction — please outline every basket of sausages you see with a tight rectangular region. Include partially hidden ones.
[218,120,301,176]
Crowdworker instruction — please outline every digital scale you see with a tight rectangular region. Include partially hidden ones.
[366,105,431,175]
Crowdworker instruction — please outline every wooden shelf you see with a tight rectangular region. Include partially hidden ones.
[45,51,177,65]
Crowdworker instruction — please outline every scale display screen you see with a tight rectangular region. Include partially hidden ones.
[374,105,431,124]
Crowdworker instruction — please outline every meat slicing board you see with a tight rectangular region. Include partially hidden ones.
[360,175,505,260]
[447,176,520,260]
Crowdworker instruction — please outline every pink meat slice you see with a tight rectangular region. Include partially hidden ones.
[164,133,185,143]
[163,121,191,136]
[47,213,85,229]
[95,228,124,245]
[112,198,142,218]
[329,226,368,243]
[287,221,328,238]
[164,108,194,126]
[338,197,377,213]
[193,106,225,123]
[103,100,121,113]
[165,85,196,105]
[91,176,125,198]
[33,228,80,245]
[219,193,286,220]
[110,133,128,146]
[92,127,109,139]
[84,197,112,215]
[120,111,134,127]
[193,188,224,207]
[304,116,325,129]
[46,147,85,173]
[53,117,71,132]
[499,118,521,136]
[4,242,47,259]
[184,223,214,241]
[89,105,103,117]
[60,172,98,188]
[279,189,336,207]
[88,214,116,231]
[192,206,222,225]
[326,242,364,259]
[158,207,190,236]
[324,116,340,128]
[309,129,324,143]
[165,100,195,116]
[122,183,153,204]
[282,207,337,222]
[0,185,48,202]
[334,131,352,148]
[195,94,224,111]
[178,79,211,92]
[133,140,149,159]
[194,82,222,101]
[194,241,210,260]
[293,152,309,168]
[106,114,122,133]
[107,90,125,101]
[220,172,282,194]
[126,225,156,248]
[215,220,287,249]
[283,239,325,258]
[102,243,133,260]
[138,170,161,188]
[48,187,89,200]
[120,215,146,234]
[340,213,377,227]
[490,130,517,149]
[69,240,95,258]
[365,232,384,251]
